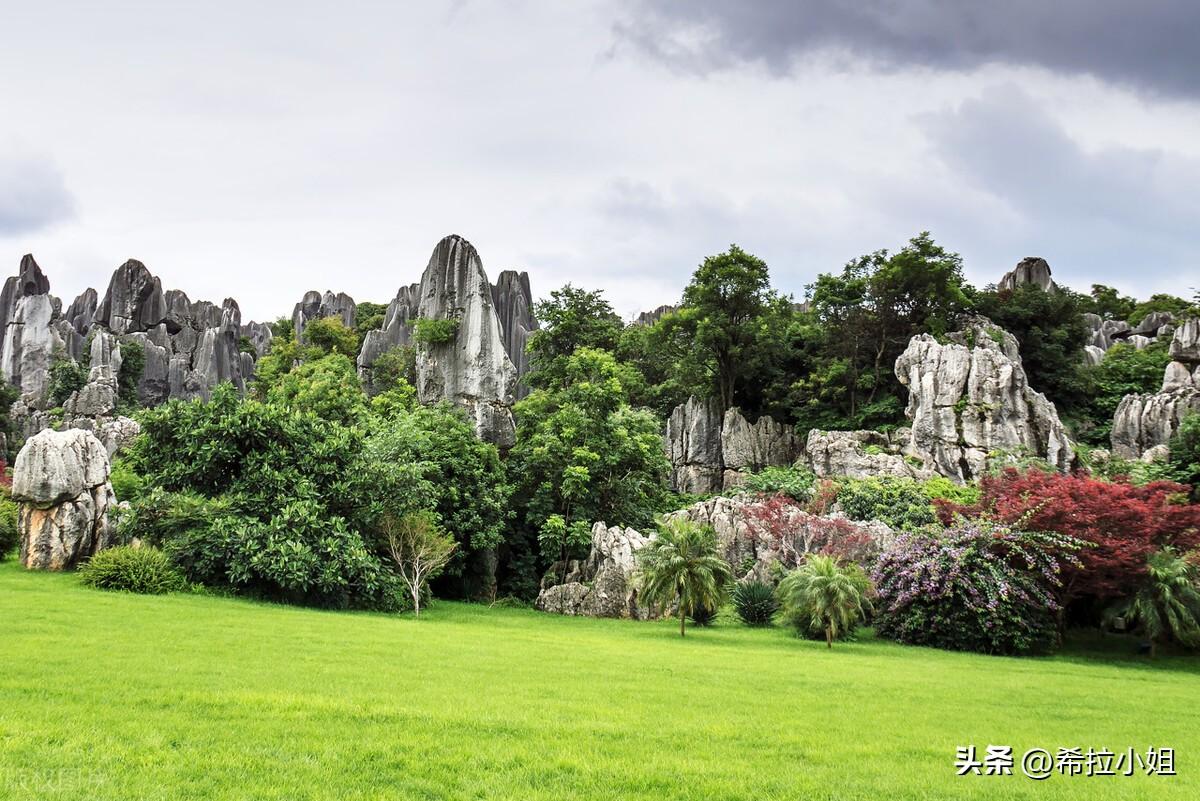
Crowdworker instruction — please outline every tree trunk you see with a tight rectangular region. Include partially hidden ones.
[1150,639,1157,659]
[679,609,686,637]
[825,625,833,649]
[413,585,421,617]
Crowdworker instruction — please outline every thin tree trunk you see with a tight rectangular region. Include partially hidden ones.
[826,625,833,649]
[413,584,421,617]
[680,609,686,637]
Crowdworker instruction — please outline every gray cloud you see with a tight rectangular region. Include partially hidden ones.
[617,1,1200,98]
[0,153,76,235]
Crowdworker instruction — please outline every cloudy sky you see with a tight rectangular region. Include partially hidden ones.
[2,0,1199,322]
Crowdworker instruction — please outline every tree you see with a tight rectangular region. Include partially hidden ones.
[367,346,416,396]
[803,233,970,430]
[266,353,367,427]
[1167,413,1200,501]
[636,518,732,637]
[1075,340,1171,445]
[1105,548,1200,657]
[973,282,1089,415]
[1129,293,1197,325]
[48,351,87,406]
[382,511,457,616]
[303,315,360,357]
[777,554,873,647]
[1083,284,1136,321]
[117,339,145,407]
[355,301,388,340]
[525,285,624,390]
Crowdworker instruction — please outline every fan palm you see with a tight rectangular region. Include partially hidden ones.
[636,518,732,637]
[778,554,873,648]
[1106,548,1200,658]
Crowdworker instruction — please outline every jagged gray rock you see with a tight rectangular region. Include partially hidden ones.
[720,408,801,486]
[292,290,356,342]
[534,522,652,618]
[1083,345,1106,367]
[413,235,517,447]
[240,321,274,358]
[634,304,676,326]
[998,257,1055,293]
[664,396,724,493]
[1132,311,1175,338]
[1170,318,1200,363]
[490,270,537,398]
[357,283,419,392]
[803,429,930,479]
[94,260,168,334]
[895,316,1075,482]
[1111,318,1200,458]
[12,429,116,570]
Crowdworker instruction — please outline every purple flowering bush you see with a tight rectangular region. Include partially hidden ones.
[872,519,1081,655]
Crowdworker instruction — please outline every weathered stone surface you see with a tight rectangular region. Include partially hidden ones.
[1128,334,1153,350]
[664,396,724,493]
[1163,361,1194,392]
[413,235,517,447]
[895,316,1075,482]
[64,288,98,341]
[720,408,801,472]
[1083,345,1106,367]
[1132,311,1175,338]
[12,429,116,570]
[803,429,930,479]
[2,293,66,404]
[1094,319,1132,350]
[998,257,1055,292]
[293,290,356,342]
[240,321,274,358]
[95,260,168,334]
[634,305,676,326]
[490,270,537,398]
[1170,318,1200,363]
[534,522,653,618]
[1111,318,1200,458]
[357,283,419,391]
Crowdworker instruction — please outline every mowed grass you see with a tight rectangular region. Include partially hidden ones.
[0,562,1197,801]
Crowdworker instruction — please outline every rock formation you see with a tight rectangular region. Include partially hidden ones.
[998,257,1055,293]
[634,304,676,326]
[413,235,519,448]
[802,429,931,480]
[357,283,419,392]
[534,522,652,618]
[664,397,801,493]
[1110,318,1200,458]
[11,428,116,570]
[292,290,356,342]
[895,316,1075,482]
[490,270,538,398]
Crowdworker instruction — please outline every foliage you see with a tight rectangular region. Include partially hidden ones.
[303,315,360,357]
[117,339,145,406]
[1082,284,1136,321]
[367,346,416,395]
[505,347,670,598]
[1105,548,1200,656]
[873,520,1079,655]
[739,465,816,502]
[1074,339,1171,445]
[918,476,981,507]
[381,511,457,616]
[1127,293,1197,326]
[354,301,389,339]
[636,518,733,636]
[688,602,718,627]
[778,555,873,646]
[413,317,460,346]
[732,579,778,626]
[798,233,970,431]
[526,285,624,391]
[48,352,87,406]
[742,495,880,569]
[109,459,146,503]
[0,492,18,561]
[1167,413,1200,500]
[537,513,593,587]
[367,382,418,420]
[0,380,18,459]
[940,468,1200,609]
[238,335,257,355]
[78,546,187,594]
[972,282,1089,415]
[834,476,938,531]
[117,489,233,552]
[266,353,367,427]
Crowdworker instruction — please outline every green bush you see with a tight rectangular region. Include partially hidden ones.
[732,580,778,625]
[109,460,147,503]
[413,317,460,346]
[78,546,187,594]
[688,602,718,627]
[739,466,816,502]
[49,354,87,406]
[836,476,937,531]
[0,493,19,561]
[919,476,981,507]
[117,339,145,406]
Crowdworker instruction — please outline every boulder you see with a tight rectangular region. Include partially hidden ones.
[998,257,1055,293]
[534,522,653,618]
[11,429,116,570]
[1170,318,1200,363]
[1,293,67,405]
[634,305,676,326]
[413,235,518,448]
[357,283,419,391]
[1096,319,1132,350]
[1132,311,1175,338]
[1163,361,1194,392]
[895,316,1075,482]
[1083,345,1106,367]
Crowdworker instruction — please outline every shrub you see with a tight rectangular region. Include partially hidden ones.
[872,520,1080,655]
[78,546,187,594]
[939,468,1200,609]
[49,354,87,406]
[688,603,718,627]
[0,492,18,561]
[835,476,937,531]
[117,339,145,406]
[1105,548,1200,657]
[777,555,873,646]
[413,317,460,346]
[739,466,816,502]
[732,580,778,625]
[109,460,146,503]
[636,518,732,636]
[742,494,881,569]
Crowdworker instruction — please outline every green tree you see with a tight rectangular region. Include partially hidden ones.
[367,346,416,395]
[354,301,388,340]
[1105,548,1200,657]
[1075,340,1171,445]
[303,315,360,357]
[1084,284,1136,321]
[636,518,733,637]
[777,554,873,648]
[381,511,457,616]
[266,353,367,427]
[48,352,87,406]
[1167,413,1200,500]
[117,339,145,407]
[525,285,624,390]
[1128,293,1197,326]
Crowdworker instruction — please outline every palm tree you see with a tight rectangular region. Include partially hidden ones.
[636,518,732,637]
[777,555,873,648]
[1106,548,1200,658]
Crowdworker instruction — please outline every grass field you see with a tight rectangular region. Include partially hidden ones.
[0,561,1197,800]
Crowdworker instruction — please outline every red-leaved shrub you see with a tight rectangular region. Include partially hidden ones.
[937,468,1200,605]
[743,494,880,568]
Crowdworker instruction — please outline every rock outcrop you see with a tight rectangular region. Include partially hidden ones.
[895,316,1075,482]
[11,429,116,570]
[490,270,538,398]
[664,397,801,493]
[1111,318,1200,458]
[292,290,356,342]
[413,235,518,447]
[802,429,931,479]
[534,522,652,618]
[998,257,1055,293]
[357,283,419,392]
[634,304,676,326]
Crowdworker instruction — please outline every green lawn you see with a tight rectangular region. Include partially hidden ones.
[0,562,1196,800]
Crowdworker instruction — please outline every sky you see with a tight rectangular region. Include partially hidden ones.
[1,0,1199,323]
